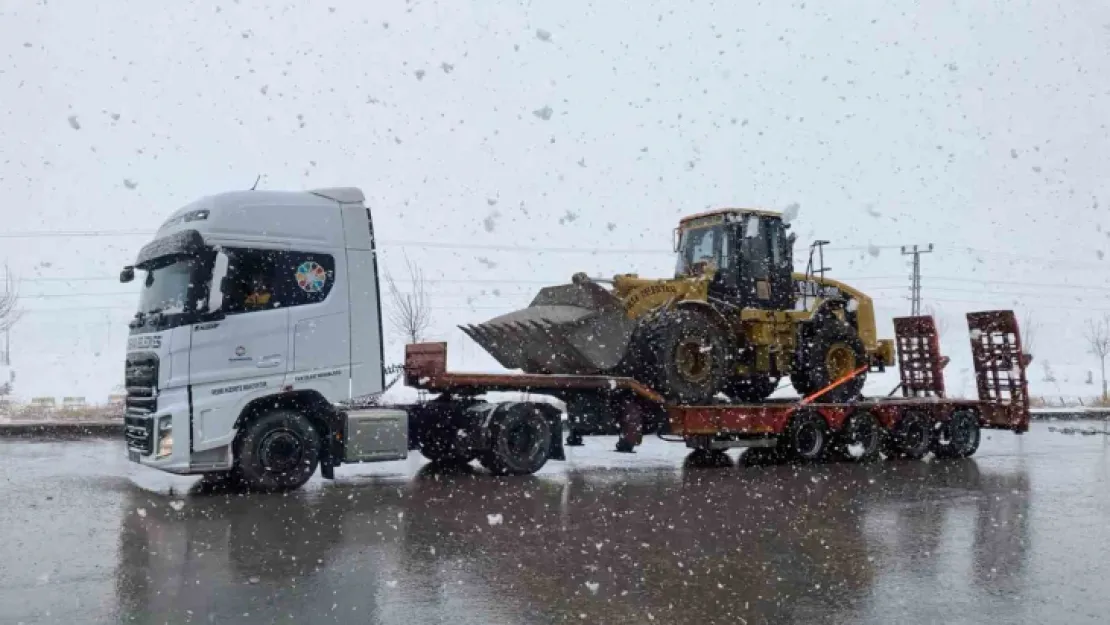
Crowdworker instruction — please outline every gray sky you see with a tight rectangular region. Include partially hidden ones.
[2,0,1109,400]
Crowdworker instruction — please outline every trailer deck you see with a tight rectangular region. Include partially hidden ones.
[402,310,1029,469]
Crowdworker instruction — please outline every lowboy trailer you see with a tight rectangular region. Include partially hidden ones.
[401,310,1029,473]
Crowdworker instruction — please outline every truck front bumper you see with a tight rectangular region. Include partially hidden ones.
[125,388,229,475]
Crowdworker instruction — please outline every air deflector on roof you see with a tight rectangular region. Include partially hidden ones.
[310,187,366,204]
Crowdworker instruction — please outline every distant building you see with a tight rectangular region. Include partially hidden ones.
[62,397,88,409]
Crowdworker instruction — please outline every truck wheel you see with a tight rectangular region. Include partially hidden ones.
[792,320,867,402]
[889,411,932,460]
[725,376,779,403]
[934,410,981,458]
[648,308,729,404]
[781,410,830,462]
[834,409,884,462]
[479,403,552,476]
[236,410,320,492]
[419,435,475,465]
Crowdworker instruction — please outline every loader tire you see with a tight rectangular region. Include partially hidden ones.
[725,376,780,403]
[792,319,867,402]
[646,308,729,405]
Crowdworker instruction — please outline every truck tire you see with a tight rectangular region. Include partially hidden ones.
[725,376,779,403]
[934,410,981,458]
[479,403,553,476]
[419,434,475,465]
[889,411,932,460]
[834,409,884,462]
[780,409,830,462]
[645,308,729,404]
[236,409,320,492]
[792,319,867,402]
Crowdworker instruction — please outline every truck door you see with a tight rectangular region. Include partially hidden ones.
[188,248,291,452]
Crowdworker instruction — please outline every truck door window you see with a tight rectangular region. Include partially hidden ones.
[221,249,335,315]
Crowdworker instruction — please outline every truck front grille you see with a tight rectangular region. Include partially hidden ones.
[125,353,159,417]
[125,415,154,455]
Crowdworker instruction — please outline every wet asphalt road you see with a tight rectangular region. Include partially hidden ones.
[2,423,1110,625]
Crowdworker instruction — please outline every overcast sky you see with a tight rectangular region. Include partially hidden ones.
[2,0,1109,401]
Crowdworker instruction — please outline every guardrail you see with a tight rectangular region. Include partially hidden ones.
[1030,407,1110,420]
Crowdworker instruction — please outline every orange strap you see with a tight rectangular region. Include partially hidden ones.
[799,364,870,406]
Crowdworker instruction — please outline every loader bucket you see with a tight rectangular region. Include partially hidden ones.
[460,279,637,374]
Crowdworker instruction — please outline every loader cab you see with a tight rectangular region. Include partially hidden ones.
[675,209,795,310]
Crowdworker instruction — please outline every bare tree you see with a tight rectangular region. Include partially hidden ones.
[0,265,20,335]
[1019,309,1039,356]
[922,304,948,339]
[1084,314,1110,401]
[0,267,18,398]
[385,255,432,345]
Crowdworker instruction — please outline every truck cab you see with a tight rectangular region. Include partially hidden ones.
[122,187,409,490]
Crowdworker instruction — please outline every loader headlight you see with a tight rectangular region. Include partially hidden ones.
[157,417,173,458]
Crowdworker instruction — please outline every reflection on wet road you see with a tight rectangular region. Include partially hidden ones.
[2,422,1110,624]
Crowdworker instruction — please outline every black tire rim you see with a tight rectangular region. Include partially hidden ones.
[901,419,928,452]
[794,421,824,457]
[505,419,543,460]
[950,416,979,453]
[847,415,879,457]
[258,428,305,474]
[674,337,713,384]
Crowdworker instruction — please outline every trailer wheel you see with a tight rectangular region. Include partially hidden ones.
[835,409,884,462]
[419,434,475,465]
[889,411,932,460]
[236,410,320,492]
[934,410,981,459]
[781,410,830,462]
[479,403,553,476]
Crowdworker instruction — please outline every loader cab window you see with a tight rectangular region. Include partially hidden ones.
[675,225,731,277]
[216,248,336,316]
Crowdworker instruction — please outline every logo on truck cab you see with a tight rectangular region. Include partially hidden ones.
[127,335,163,350]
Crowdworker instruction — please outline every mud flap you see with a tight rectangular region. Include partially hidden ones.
[534,403,566,461]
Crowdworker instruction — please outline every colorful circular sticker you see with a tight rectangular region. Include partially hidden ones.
[295,261,327,293]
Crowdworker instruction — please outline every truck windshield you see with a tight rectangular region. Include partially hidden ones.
[675,225,731,276]
[137,258,195,316]
[130,254,212,334]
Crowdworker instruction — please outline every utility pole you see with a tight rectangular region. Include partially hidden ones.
[901,244,934,317]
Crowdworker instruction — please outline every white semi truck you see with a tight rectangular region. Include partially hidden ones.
[121,187,1029,493]
[121,187,566,491]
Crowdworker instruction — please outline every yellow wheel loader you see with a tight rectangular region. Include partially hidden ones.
[461,208,895,406]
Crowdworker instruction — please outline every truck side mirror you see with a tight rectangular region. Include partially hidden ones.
[119,266,135,283]
[672,228,681,252]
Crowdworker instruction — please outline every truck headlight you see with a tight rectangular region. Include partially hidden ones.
[157,418,173,458]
